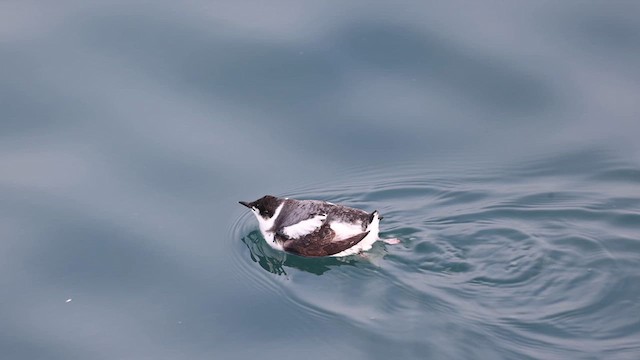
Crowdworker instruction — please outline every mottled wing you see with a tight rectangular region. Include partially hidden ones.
[273,200,331,234]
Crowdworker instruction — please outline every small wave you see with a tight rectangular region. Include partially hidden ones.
[229,156,640,358]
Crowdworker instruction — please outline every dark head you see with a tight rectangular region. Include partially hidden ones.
[239,195,284,220]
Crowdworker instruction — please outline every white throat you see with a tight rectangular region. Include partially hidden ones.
[253,202,284,250]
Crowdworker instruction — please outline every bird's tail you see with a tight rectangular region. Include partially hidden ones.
[369,210,383,223]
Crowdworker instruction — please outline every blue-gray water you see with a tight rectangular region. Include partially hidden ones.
[2,1,640,359]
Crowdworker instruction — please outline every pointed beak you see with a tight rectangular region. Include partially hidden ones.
[239,201,251,208]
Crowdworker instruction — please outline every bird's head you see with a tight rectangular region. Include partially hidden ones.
[239,195,283,221]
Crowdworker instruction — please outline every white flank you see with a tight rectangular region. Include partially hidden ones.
[329,221,363,239]
[282,214,327,238]
[331,212,381,257]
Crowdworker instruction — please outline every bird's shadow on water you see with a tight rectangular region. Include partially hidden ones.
[240,230,359,276]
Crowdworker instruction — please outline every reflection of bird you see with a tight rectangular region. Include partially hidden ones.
[239,195,382,257]
[241,230,358,276]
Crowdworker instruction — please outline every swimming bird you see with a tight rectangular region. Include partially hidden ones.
[239,195,382,257]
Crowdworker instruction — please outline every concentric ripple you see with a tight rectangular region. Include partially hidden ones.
[229,154,640,358]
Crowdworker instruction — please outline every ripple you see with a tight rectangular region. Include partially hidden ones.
[229,157,640,358]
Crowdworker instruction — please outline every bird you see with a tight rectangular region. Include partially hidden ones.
[239,195,383,257]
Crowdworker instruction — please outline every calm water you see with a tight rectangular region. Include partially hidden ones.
[2,1,640,359]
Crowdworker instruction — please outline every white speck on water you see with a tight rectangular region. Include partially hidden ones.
[65,298,72,303]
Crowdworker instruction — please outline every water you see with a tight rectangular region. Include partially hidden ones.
[2,1,640,359]
[231,155,640,359]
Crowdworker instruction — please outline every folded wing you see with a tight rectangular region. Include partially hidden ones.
[283,230,369,257]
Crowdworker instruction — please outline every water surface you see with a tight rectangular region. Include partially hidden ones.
[232,153,640,359]
[1,1,640,359]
